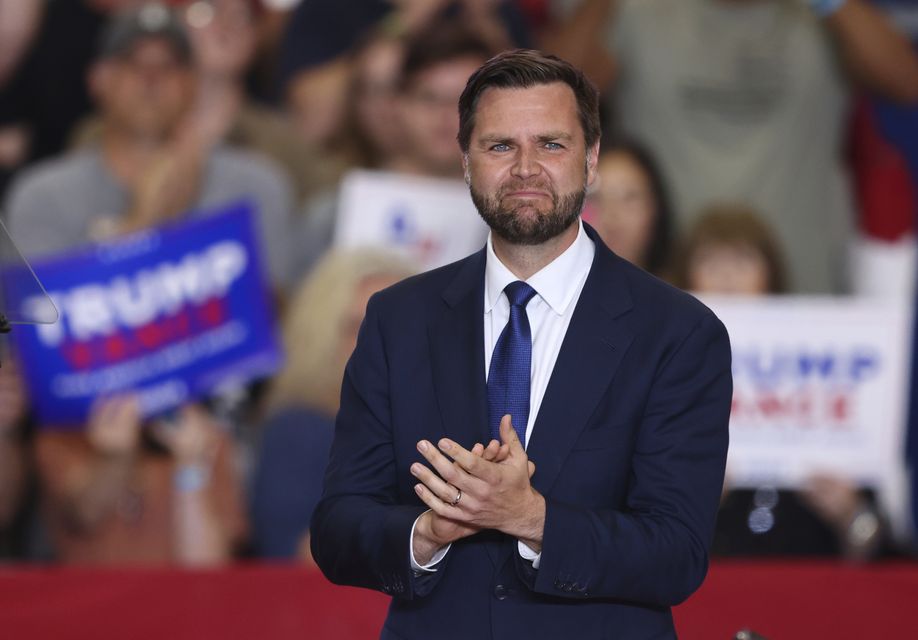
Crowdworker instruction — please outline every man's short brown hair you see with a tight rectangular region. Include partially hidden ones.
[457,49,600,153]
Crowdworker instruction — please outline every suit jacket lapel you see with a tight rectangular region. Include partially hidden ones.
[428,249,489,449]
[526,235,635,497]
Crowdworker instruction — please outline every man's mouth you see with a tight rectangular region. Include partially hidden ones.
[505,190,548,198]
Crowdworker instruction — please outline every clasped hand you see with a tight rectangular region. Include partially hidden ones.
[411,415,545,562]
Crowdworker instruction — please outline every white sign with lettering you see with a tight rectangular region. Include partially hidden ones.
[334,170,489,271]
[702,295,913,535]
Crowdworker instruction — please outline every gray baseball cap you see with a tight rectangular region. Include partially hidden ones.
[97,3,193,64]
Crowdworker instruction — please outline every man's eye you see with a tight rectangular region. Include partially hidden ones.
[544,142,564,150]
[490,143,510,152]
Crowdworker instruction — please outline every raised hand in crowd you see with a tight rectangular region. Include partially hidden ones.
[821,0,918,103]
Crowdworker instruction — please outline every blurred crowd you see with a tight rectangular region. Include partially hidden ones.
[1,0,917,566]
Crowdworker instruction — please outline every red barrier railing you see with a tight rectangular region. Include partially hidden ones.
[0,561,915,639]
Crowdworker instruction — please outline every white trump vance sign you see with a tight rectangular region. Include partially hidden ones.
[702,295,913,536]
[334,169,490,271]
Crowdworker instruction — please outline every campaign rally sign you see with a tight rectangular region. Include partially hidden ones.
[704,296,912,533]
[3,200,282,425]
[334,169,489,271]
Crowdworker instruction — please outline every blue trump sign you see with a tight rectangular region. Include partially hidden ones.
[5,200,282,425]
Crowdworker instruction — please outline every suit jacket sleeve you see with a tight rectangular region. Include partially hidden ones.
[515,311,732,606]
[309,296,444,599]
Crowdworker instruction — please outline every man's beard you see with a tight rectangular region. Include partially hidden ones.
[470,180,586,246]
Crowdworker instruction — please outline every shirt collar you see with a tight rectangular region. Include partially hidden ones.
[485,219,595,315]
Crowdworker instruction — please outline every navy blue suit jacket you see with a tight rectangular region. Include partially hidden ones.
[311,225,732,639]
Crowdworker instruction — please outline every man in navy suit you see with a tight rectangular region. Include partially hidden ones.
[311,49,732,639]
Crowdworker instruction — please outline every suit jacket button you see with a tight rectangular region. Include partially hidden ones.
[494,584,508,601]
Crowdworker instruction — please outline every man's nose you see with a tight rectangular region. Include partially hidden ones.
[511,146,541,179]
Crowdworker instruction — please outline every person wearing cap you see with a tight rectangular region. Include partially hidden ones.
[4,1,296,292]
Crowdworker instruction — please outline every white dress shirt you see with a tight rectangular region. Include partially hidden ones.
[411,221,596,572]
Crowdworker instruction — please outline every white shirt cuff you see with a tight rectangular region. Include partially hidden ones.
[409,511,451,572]
[518,540,541,569]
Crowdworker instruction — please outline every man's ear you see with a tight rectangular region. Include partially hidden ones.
[585,141,600,187]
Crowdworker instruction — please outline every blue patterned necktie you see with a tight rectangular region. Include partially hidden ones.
[487,281,537,445]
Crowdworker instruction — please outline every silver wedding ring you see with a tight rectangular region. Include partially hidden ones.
[449,488,462,506]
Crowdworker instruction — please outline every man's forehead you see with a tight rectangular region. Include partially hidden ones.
[471,83,582,134]
[474,83,578,116]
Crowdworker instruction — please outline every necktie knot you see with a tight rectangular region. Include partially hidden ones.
[504,281,537,309]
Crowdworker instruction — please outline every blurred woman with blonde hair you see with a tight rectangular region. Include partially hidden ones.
[251,248,415,560]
